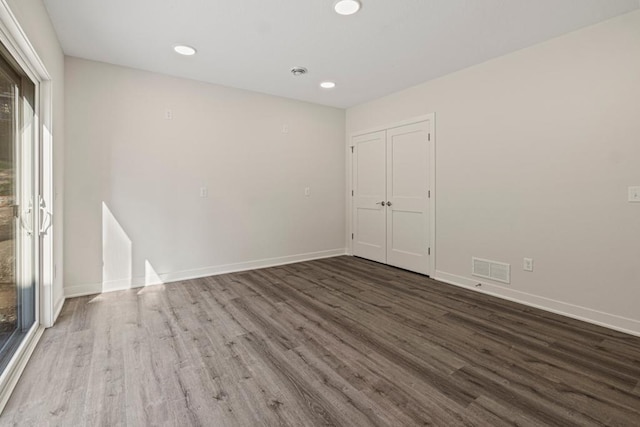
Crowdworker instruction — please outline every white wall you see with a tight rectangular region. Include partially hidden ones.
[347,11,640,334]
[64,57,346,296]
[5,0,65,318]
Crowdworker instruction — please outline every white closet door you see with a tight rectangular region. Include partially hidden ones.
[352,131,387,263]
[386,121,430,274]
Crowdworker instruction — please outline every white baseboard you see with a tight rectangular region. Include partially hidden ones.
[64,248,347,299]
[158,248,346,283]
[434,270,640,337]
[52,297,65,325]
[64,283,103,298]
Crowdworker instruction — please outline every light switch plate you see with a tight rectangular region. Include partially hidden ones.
[629,186,640,202]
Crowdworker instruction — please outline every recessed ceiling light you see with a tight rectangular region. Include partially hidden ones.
[320,81,336,89]
[174,45,197,56]
[334,0,361,16]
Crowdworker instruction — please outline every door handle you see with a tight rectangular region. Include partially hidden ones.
[386,201,393,207]
[38,195,52,235]
[20,199,33,236]
[376,201,386,206]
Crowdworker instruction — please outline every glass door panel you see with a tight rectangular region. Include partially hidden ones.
[0,49,35,374]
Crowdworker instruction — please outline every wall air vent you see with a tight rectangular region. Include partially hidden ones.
[472,257,510,284]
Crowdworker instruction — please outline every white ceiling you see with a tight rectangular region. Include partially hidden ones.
[43,0,639,108]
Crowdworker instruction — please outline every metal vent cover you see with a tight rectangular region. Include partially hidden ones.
[290,66,308,76]
[472,257,511,284]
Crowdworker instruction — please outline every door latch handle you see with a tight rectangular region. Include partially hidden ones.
[20,199,33,236]
[376,201,386,206]
[38,195,52,235]
[386,201,392,207]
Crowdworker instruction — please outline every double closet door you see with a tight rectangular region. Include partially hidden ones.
[352,120,431,275]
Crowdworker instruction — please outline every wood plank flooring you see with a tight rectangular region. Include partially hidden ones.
[2,256,640,426]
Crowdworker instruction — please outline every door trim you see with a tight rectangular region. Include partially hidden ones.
[0,1,56,328]
[348,113,436,276]
[0,0,56,413]
[0,324,43,411]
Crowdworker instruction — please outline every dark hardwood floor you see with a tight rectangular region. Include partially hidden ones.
[2,256,639,426]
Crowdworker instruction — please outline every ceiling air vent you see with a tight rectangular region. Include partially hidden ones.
[472,257,510,284]
[290,67,308,76]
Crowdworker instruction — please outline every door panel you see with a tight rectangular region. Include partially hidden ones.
[352,131,386,263]
[386,122,429,274]
[0,47,36,376]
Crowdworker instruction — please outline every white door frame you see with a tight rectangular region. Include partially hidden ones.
[0,0,55,412]
[347,113,436,276]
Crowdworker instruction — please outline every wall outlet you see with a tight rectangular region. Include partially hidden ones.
[628,186,640,202]
[304,187,310,197]
[200,187,208,198]
[523,258,534,272]
[165,109,173,120]
[282,124,289,134]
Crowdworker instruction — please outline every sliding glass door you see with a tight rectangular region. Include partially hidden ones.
[0,45,36,375]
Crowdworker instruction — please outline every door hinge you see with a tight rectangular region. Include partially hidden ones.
[428,247,431,255]
[428,133,431,141]
[350,146,354,153]
[351,233,354,240]
[428,190,431,198]
[351,190,354,196]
